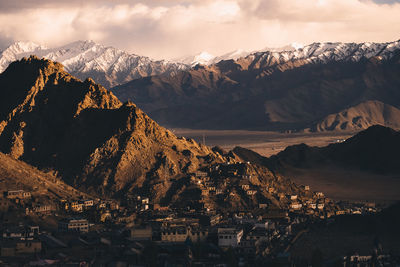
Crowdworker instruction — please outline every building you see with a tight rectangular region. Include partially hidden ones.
[161,226,208,243]
[70,201,83,212]
[0,238,42,257]
[268,187,275,193]
[82,199,94,207]
[218,228,243,248]
[336,210,346,215]
[58,218,89,233]
[247,190,257,196]
[2,225,39,239]
[0,238,41,256]
[309,203,317,209]
[241,184,250,190]
[33,204,55,213]
[290,203,302,210]
[131,226,152,241]
[5,190,31,199]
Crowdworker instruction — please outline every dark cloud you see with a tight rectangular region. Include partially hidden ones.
[372,0,400,4]
[0,0,194,12]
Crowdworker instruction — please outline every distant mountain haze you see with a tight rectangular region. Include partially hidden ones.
[113,40,400,131]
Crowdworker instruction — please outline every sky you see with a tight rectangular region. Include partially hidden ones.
[0,0,399,60]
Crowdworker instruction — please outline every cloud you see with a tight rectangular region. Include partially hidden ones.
[0,0,399,59]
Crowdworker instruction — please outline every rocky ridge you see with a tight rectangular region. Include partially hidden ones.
[0,56,324,212]
[0,56,223,198]
[309,100,400,132]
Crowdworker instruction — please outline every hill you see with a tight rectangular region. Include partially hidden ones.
[266,125,400,174]
[0,151,87,201]
[0,56,223,198]
[309,100,400,132]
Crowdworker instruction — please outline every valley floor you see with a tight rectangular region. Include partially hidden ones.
[173,129,355,157]
[173,129,400,204]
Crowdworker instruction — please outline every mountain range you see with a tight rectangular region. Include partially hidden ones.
[1,56,399,207]
[0,41,187,88]
[2,39,400,132]
[112,40,400,131]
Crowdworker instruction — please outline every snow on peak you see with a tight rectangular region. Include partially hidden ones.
[291,42,304,50]
[0,40,188,87]
[177,49,252,66]
[0,41,48,72]
[1,39,399,86]
[176,51,214,66]
[214,49,251,62]
[251,40,400,67]
[4,41,47,54]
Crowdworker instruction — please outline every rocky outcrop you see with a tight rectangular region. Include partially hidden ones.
[0,56,223,197]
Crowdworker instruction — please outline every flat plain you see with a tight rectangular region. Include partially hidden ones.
[173,129,355,157]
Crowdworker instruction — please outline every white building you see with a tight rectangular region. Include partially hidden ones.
[218,228,243,248]
[58,218,89,233]
[290,203,302,210]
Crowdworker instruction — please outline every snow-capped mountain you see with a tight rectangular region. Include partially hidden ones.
[0,41,48,71]
[175,40,400,67]
[178,51,216,66]
[1,39,399,89]
[177,49,252,66]
[0,40,188,88]
[112,39,400,131]
[245,40,400,69]
[261,42,304,53]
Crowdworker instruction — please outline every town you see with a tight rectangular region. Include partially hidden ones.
[0,162,392,266]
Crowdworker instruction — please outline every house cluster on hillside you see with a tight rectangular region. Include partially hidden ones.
[0,165,386,266]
